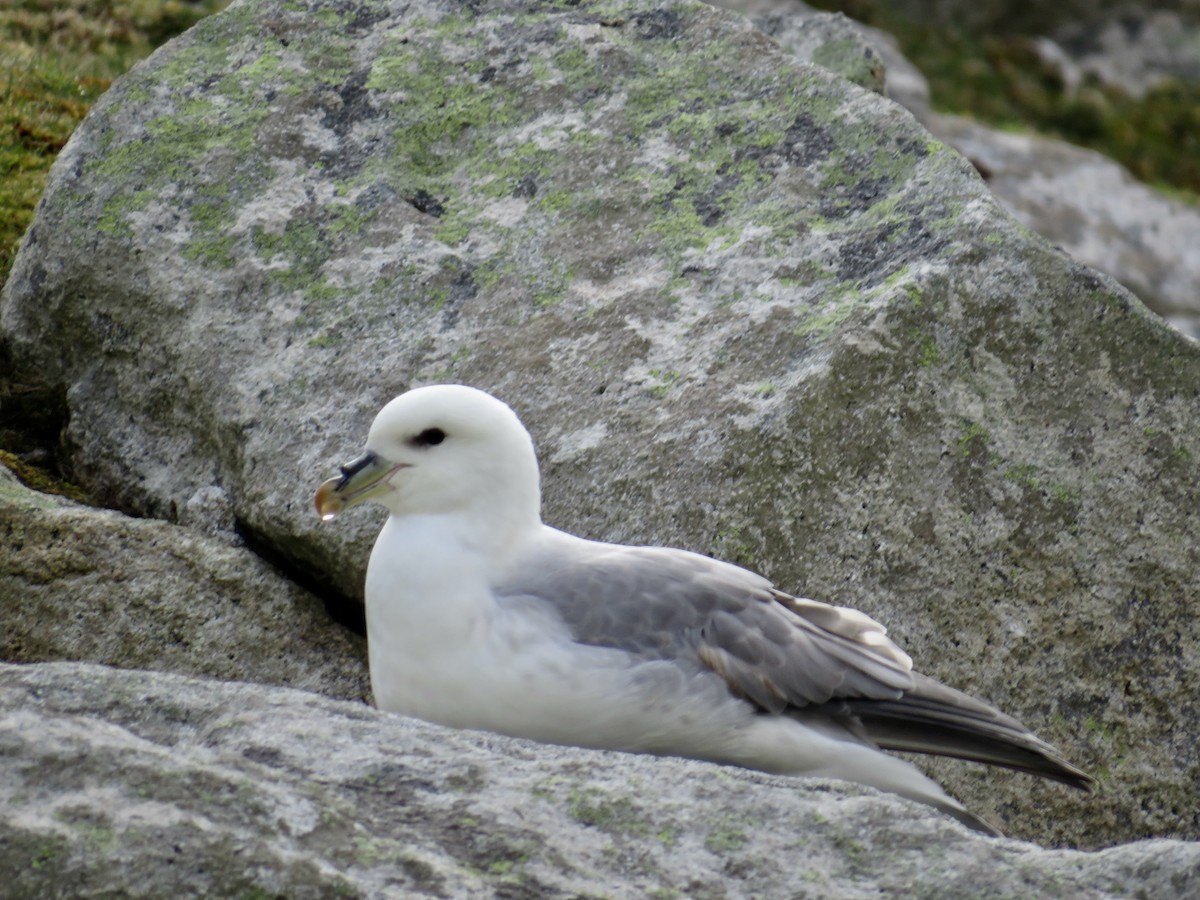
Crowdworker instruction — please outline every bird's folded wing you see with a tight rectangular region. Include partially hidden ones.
[494,541,914,714]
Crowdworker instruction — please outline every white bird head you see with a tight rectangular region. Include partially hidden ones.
[315,384,542,527]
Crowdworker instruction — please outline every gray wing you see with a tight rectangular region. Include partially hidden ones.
[493,539,915,712]
[494,535,1093,791]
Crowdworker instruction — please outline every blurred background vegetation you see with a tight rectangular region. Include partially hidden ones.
[809,0,1200,201]
[0,1,227,282]
[1,0,1198,289]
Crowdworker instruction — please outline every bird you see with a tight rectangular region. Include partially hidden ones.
[314,384,1092,835]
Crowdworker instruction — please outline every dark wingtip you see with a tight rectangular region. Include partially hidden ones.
[1057,762,1097,793]
[838,673,1098,793]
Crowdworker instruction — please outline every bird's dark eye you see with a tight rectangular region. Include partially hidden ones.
[410,427,446,448]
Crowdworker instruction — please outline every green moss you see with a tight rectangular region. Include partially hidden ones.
[6,0,957,370]
[536,189,576,214]
[457,831,535,886]
[307,333,341,349]
[790,285,865,340]
[830,830,869,869]
[813,38,883,92]
[0,64,97,274]
[300,280,344,313]
[703,821,748,853]
[0,1,229,282]
[76,24,277,255]
[915,331,939,366]
[603,32,830,274]
[1003,461,1041,490]
[444,764,485,792]
[29,835,67,870]
[487,858,521,876]
[434,217,472,246]
[530,775,566,801]
[326,202,374,236]
[647,368,682,398]
[367,32,524,185]
[958,420,991,459]
[351,834,406,867]
[0,450,91,504]
[53,807,118,854]
[567,788,649,836]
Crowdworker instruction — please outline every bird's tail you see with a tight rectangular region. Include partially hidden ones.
[836,673,1094,791]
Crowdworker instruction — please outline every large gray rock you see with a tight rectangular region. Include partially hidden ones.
[0,464,368,700]
[718,0,1200,338]
[1046,10,1200,98]
[3,0,1200,849]
[3,660,1199,898]
[727,4,888,95]
[712,0,931,111]
[927,111,1200,340]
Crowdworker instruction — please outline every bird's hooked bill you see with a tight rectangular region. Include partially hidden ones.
[314,450,388,521]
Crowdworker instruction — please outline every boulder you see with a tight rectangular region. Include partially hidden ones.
[926,111,1200,340]
[718,0,1200,338]
[1046,10,1200,98]
[3,0,1200,848]
[728,5,888,95]
[0,464,368,700]
[3,660,1199,898]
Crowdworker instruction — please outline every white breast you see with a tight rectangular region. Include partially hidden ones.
[363,516,758,759]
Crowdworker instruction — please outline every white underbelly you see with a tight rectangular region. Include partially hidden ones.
[363,518,759,763]
[367,605,756,760]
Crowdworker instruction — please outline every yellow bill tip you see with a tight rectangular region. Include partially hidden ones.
[314,477,345,521]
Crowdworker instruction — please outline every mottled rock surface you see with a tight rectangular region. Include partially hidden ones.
[0,465,368,701]
[711,0,929,111]
[3,0,1200,849]
[928,112,1200,340]
[734,5,887,95]
[3,661,1199,899]
[719,0,1200,338]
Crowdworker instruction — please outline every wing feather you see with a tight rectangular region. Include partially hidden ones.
[491,531,1091,791]
[493,537,913,711]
